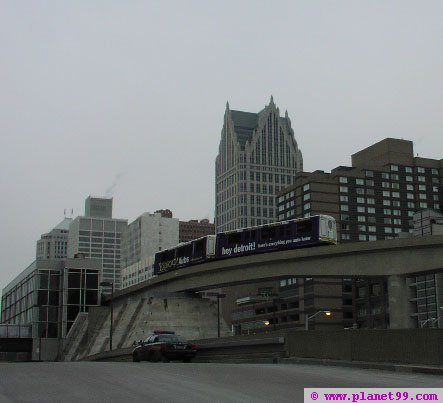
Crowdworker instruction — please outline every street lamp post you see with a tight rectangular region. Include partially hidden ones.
[305,310,332,331]
[100,281,114,351]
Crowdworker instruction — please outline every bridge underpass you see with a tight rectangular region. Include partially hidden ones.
[116,235,443,329]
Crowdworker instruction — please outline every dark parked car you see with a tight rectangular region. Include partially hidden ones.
[132,331,198,363]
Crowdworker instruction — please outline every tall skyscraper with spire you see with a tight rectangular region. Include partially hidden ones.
[215,97,303,232]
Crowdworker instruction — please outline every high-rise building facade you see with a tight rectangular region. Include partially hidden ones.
[36,218,72,260]
[121,211,179,268]
[120,211,179,289]
[67,197,127,292]
[215,97,303,232]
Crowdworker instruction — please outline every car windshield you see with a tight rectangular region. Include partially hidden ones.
[157,334,187,343]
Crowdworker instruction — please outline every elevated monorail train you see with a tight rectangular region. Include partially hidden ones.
[153,215,337,276]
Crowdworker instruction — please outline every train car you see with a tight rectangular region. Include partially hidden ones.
[153,235,216,275]
[215,215,336,260]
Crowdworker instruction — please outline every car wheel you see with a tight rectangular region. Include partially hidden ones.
[133,352,140,362]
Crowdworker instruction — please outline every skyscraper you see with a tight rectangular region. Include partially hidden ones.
[67,197,127,293]
[215,97,303,232]
[36,217,72,260]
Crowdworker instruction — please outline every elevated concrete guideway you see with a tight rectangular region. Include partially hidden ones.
[118,235,443,295]
[114,235,443,329]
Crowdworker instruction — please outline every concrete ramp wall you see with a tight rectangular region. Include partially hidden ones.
[65,293,230,361]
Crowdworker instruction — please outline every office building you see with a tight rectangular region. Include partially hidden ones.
[67,197,127,292]
[120,210,179,289]
[36,218,72,260]
[179,219,215,243]
[274,138,442,329]
[1,257,101,339]
[215,97,303,232]
[410,210,443,328]
[121,211,179,268]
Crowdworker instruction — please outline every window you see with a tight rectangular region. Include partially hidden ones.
[340,195,349,202]
[357,206,365,213]
[341,234,351,240]
[341,205,349,211]
[341,224,350,230]
[339,177,348,184]
[382,173,390,179]
[340,186,348,193]
[417,167,425,174]
[434,195,439,201]
[367,207,375,214]
[356,178,364,185]
[368,216,376,223]
[368,226,376,232]
[383,191,391,197]
[433,186,439,192]
[391,183,400,189]
[419,202,428,208]
[406,176,413,182]
[392,200,400,207]
[407,193,414,200]
[303,183,310,192]
[356,188,365,195]
[367,189,375,195]
[367,198,375,205]
[382,182,390,188]
[359,234,367,241]
[393,218,401,225]
[391,165,398,171]
[341,214,349,221]
[392,192,400,198]
[383,200,391,206]
[303,193,311,201]
[366,170,374,177]
[358,225,366,232]
[418,184,426,191]
[407,184,413,191]
[303,203,311,210]
[384,227,393,233]
[408,202,415,208]
[431,168,438,175]
[384,218,392,224]
[383,209,391,215]
[418,176,426,182]
[391,174,399,180]
[405,167,413,173]
[357,197,365,204]
[366,180,374,186]
[358,216,366,222]
[392,210,401,216]
[408,211,415,217]
[368,235,377,241]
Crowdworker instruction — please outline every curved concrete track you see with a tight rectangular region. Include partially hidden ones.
[0,362,442,403]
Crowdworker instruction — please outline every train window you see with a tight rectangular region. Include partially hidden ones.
[177,244,192,258]
[284,223,293,238]
[260,226,276,241]
[227,232,241,244]
[160,249,175,261]
[296,220,312,235]
[193,239,206,258]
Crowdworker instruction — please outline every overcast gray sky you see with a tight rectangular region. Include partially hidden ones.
[1,1,442,289]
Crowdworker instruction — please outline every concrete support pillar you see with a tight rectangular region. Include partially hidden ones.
[387,275,414,329]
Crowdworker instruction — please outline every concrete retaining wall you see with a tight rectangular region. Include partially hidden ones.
[286,329,443,366]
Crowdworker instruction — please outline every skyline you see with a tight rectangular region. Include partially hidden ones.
[1,1,442,289]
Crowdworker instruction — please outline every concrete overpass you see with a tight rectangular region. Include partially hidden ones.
[116,235,443,328]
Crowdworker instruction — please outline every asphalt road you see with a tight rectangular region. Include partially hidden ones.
[0,362,442,403]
